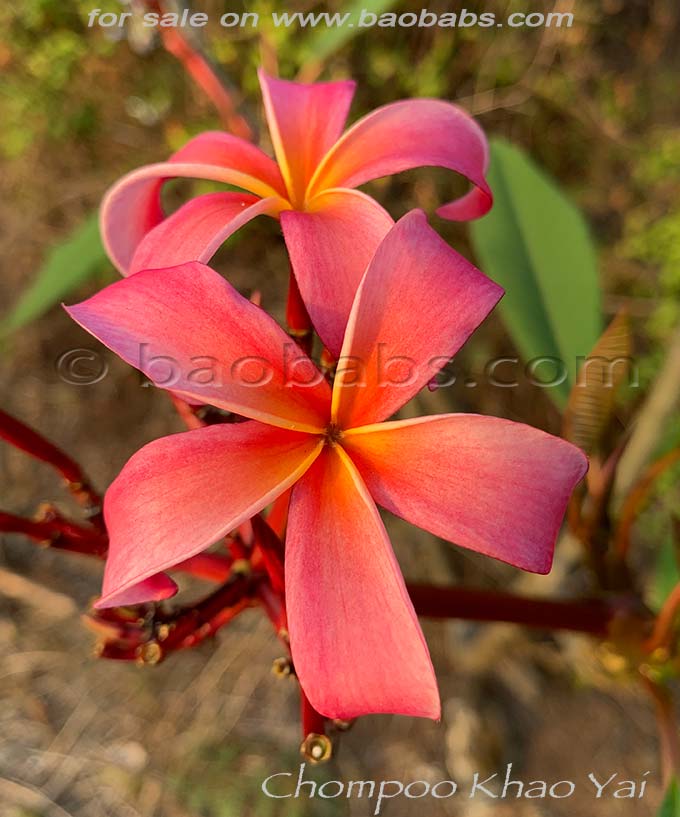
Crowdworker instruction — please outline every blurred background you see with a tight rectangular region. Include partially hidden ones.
[1,0,680,814]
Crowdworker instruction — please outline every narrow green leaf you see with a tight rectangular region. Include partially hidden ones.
[659,779,680,817]
[1,212,108,336]
[652,531,680,612]
[470,138,602,407]
[299,0,398,67]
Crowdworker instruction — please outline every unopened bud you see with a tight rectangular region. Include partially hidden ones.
[272,656,293,677]
[136,641,163,666]
[331,718,354,732]
[278,627,290,644]
[156,624,171,642]
[231,559,251,576]
[300,733,332,764]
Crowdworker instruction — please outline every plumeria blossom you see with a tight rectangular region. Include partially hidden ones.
[101,70,492,356]
[66,212,586,719]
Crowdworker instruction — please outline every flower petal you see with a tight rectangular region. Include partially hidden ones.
[97,422,323,608]
[281,189,394,356]
[332,210,503,428]
[343,414,588,573]
[286,444,440,720]
[100,573,178,608]
[101,131,287,274]
[66,262,332,431]
[258,69,356,206]
[308,99,492,219]
[129,192,279,275]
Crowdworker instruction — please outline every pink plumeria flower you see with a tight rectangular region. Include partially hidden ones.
[102,70,492,356]
[67,212,586,720]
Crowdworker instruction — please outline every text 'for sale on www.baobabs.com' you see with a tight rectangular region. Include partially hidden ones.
[86,8,576,31]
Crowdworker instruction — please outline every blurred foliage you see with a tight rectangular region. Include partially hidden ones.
[295,0,398,75]
[634,409,680,611]
[0,212,109,337]
[0,0,122,157]
[173,741,345,816]
[641,451,680,612]
[470,138,602,407]
[620,131,680,344]
[651,529,680,613]
[659,779,680,817]
[615,127,680,611]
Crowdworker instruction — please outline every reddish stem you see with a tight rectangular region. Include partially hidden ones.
[175,552,232,583]
[615,446,680,560]
[257,580,288,639]
[90,573,260,662]
[301,688,327,738]
[0,510,107,557]
[96,642,143,661]
[407,583,619,636]
[3,502,626,640]
[1,508,235,586]
[286,268,314,355]
[251,515,285,594]
[267,489,290,538]
[645,582,680,654]
[642,675,680,787]
[0,408,101,511]
[146,0,251,139]
[299,690,333,762]
[158,572,259,653]
[169,394,205,430]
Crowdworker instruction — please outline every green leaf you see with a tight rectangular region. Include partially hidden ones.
[299,0,398,69]
[659,779,680,817]
[1,212,108,336]
[652,531,680,612]
[470,138,602,407]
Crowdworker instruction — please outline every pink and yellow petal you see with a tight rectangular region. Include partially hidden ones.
[308,99,492,219]
[129,192,282,275]
[343,414,588,574]
[66,262,332,431]
[281,188,394,357]
[286,444,440,720]
[332,210,502,428]
[99,573,179,608]
[98,422,323,608]
[101,131,287,274]
[258,70,356,207]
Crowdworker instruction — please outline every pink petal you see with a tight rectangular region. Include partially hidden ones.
[281,189,394,356]
[97,422,322,608]
[258,69,356,207]
[343,414,588,573]
[66,262,332,431]
[129,192,278,275]
[99,573,178,608]
[308,99,492,220]
[101,131,287,274]
[332,210,503,428]
[286,445,440,720]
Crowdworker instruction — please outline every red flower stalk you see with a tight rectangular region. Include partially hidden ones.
[0,407,101,512]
